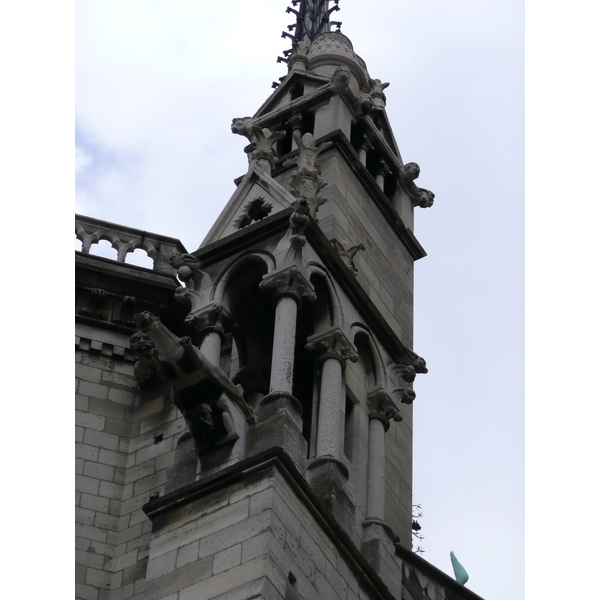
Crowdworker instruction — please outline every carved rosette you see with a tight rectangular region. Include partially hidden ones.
[367,387,403,431]
[259,266,316,305]
[305,327,358,370]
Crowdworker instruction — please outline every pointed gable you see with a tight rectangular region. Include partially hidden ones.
[200,164,296,247]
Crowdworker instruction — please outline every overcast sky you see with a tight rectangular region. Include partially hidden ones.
[74,1,524,598]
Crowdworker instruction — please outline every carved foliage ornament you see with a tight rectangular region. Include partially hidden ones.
[305,327,358,369]
[367,388,403,430]
[259,266,316,303]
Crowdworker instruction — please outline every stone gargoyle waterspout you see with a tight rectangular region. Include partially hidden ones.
[131,311,255,457]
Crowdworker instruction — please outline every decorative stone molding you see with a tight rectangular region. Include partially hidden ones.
[305,327,358,369]
[259,266,316,305]
[231,116,286,173]
[287,40,310,72]
[329,238,366,276]
[367,387,403,431]
[131,311,255,457]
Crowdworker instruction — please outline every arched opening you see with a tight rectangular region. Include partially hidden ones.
[126,247,154,269]
[354,331,377,390]
[220,257,274,407]
[89,239,117,261]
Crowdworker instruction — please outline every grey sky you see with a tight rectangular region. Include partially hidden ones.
[75,2,524,598]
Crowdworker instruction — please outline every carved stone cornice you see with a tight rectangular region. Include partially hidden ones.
[367,387,402,431]
[259,266,316,305]
[305,327,358,370]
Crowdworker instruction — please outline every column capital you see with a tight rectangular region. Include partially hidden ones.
[367,387,402,431]
[259,266,316,305]
[187,301,231,340]
[305,327,358,370]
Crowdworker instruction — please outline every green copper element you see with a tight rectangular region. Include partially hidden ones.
[287,1,340,45]
[450,551,469,585]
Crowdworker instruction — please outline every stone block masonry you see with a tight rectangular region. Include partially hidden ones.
[75,337,187,600]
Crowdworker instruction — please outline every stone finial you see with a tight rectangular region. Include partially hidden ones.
[367,388,403,430]
[305,327,358,369]
[231,117,286,173]
[259,265,316,304]
[329,238,365,276]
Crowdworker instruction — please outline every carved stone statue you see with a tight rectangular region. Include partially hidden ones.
[285,130,332,219]
[130,311,254,457]
[231,117,286,173]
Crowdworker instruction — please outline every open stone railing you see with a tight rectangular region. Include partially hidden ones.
[75,214,187,275]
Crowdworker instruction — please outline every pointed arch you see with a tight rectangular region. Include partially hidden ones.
[305,262,343,329]
[349,323,385,387]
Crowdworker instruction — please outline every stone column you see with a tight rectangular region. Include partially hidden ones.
[375,160,391,192]
[305,327,358,462]
[365,387,402,521]
[260,266,315,395]
[193,302,230,367]
[362,387,405,598]
[247,266,316,473]
[358,137,373,167]
[304,327,359,541]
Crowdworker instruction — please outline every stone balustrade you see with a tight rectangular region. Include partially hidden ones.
[75,214,187,274]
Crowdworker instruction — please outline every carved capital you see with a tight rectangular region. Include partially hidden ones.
[367,387,402,431]
[189,301,231,339]
[260,266,316,305]
[305,327,358,370]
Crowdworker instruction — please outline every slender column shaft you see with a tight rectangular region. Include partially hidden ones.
[375,172,385,191]
[366,416,386,520]
[358,147,368,166]
[200,331,221,367]
[315,357,343,459]
[269,296,298,394]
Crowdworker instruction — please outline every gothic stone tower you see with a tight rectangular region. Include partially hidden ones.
[75,3,483,600]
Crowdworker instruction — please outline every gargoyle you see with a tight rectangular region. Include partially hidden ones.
[130,330,157,383]
[330,238,366,275]
[132,312,255,456]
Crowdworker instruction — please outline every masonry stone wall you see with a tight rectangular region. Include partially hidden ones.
[76,323,188,600]
[143,464,385,600]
